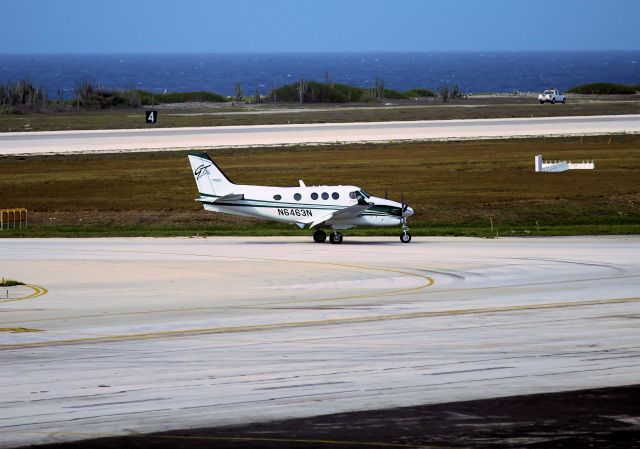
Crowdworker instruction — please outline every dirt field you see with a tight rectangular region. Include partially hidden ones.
[1,94,639,132]
[1,134,639,236]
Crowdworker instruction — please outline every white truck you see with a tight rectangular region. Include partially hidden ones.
[538,89,566,104]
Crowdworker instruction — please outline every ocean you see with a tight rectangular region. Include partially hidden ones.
[1,52,638,98]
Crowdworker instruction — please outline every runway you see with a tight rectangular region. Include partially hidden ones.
[1,114,639,155]
[1,236,639,447]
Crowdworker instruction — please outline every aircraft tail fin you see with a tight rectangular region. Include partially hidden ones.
[187,151,235,196]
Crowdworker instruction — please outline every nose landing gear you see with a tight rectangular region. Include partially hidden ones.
[400,218,412,243]
[329,231,343,244]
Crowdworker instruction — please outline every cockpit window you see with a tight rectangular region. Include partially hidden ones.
[359,190,371,199]
[349,191,357,199]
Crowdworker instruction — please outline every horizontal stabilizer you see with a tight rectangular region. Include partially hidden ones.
[197,193,244,204]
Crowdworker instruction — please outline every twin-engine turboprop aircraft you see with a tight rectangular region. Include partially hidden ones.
[188,151,414,243]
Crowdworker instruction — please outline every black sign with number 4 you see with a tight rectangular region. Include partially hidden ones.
[145,110,158,124]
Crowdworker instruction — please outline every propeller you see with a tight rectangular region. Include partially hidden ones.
[400,192,409,217]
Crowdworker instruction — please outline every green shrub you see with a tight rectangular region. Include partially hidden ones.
[382,89,409,100]
[403,88,437,98]
[269,81,438,103]
[567,82,638,94]
[140,90,228,104]
[269,81,440,103]
[0,278,24,287]
[270,81,370,103]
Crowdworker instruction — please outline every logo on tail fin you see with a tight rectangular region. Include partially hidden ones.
[194,163,211,180]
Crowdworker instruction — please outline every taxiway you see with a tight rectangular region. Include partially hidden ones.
[1,236,639,447]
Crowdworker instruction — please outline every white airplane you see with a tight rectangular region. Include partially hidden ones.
[188,151,414,243]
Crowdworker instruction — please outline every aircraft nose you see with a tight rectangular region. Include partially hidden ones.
[401,205,414,217]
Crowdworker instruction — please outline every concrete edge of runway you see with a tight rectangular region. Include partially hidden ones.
[15,384,640,449]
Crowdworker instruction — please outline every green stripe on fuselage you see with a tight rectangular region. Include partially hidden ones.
[198,194,401,217]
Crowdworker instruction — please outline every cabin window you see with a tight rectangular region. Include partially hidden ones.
[273,194,282,200]
[294,193,302,201]
[349,191,357,199]
[332,192,339,200]
[311,192,318,200]
[321,192,329,200]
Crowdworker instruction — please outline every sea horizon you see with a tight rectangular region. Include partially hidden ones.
[2,51,638,97]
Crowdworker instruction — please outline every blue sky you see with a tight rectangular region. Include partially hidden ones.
[1,0,638,53]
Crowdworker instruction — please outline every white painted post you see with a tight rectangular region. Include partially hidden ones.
[534,155,543,172]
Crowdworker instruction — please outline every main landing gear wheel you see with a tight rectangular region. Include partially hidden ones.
[313,229,327,243]
[329,232,343,244]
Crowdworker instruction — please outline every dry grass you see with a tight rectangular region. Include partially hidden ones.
[1,97,638,132]
[1,135,639,235]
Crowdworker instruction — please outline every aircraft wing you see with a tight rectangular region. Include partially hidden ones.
[308,203,371,228]
[197,193,244,203]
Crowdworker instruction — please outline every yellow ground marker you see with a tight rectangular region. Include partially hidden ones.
[0,284,48,303]
[2,296,638,351]
[0,327,42,333]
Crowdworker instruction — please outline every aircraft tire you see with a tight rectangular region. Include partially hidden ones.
[329,232,343,244]
[313,229,327,243]
[400,232,412,243]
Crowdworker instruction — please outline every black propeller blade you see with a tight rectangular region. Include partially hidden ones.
[400,192,409,216]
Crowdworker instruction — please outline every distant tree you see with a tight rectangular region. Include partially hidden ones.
[0,78,47,111]
[234,83,244,103]
[439,84,450,103]
[56,88,64,105]
[325,70,334,88]
[298,78,308,103]
[450,84,461,99]
[374,78,385,100]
